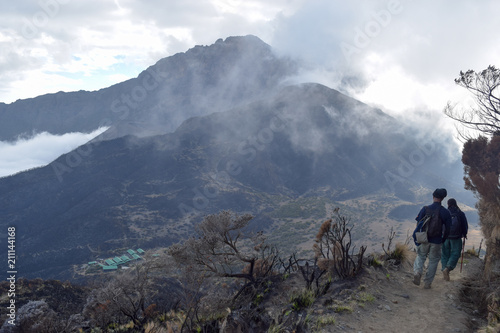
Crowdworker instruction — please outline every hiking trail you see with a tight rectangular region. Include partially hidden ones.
[326,251,484,333]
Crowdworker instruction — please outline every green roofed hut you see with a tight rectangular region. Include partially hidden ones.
[114,257,123,264]
[105,259,116,266]
[127,249,136,255]
[137,248,145,254]
[103,265,118,271]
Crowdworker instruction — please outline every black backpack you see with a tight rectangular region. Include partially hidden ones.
[425,206,442,238]
[449,213,461,238]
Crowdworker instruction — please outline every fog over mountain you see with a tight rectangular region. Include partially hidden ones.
[0,36,476,280]
[0,128,108,178]
[0,36,296,142]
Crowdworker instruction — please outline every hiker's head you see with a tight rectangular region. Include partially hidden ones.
[432,188,447,202]
[447,198,457,208]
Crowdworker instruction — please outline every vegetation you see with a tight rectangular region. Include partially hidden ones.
[445,64,500,329]
[381,227,411,265]
[0,208,376,332]
[289,288,316,311]
[313,315,336,329]
[313,208,366,280]
[268,197,328,219]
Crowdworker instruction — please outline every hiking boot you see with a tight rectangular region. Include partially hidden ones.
[424,283,432,289]
[443,267,450,281]
[413,272,422,286]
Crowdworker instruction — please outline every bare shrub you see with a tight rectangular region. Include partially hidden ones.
[382,227,411,265]
[83,255,175,330]
[14,300,59,333]
[168,211,280,291]
[313,209,366,279]
[168,210,282,331]
[290,254,327,294]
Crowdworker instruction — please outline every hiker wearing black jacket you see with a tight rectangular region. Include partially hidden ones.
[441,198,468,281]
[413,188,452,289]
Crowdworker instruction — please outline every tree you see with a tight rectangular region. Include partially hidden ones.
[83,254,173,330]
[462,135,500,277]
[168,211,279,289]
[168,210,281,332]
[445,65,500,325]
[444,65,500,138]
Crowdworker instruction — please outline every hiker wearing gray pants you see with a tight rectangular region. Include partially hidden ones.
[412,188,452,289]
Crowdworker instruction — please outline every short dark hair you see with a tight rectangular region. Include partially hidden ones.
[433,188,447,200]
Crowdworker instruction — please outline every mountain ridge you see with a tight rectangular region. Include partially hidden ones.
[0,82,473,280]
[0,35,296,141]
[0,36,477,281]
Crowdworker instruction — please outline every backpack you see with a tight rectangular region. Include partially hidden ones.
[449,213,461,238]
[425,206,442,238]
[414,206,441,244]
[414,214,431,244]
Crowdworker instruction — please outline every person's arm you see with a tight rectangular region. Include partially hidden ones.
[415,206,426,222]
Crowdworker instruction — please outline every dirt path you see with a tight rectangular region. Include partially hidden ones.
[330,252,482,333]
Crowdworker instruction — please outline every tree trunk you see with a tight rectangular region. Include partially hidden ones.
[484,225,500,280]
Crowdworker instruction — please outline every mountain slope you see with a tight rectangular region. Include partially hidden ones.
[0,82,471,280]
[0,35,296,141]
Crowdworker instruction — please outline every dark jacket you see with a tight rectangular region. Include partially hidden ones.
[415,202,452,244]
[447,205,468,239]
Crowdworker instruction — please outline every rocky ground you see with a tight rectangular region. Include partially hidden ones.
[254,251,486,333]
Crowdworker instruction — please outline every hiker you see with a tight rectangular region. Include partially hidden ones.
[441,198,468,281]
[412,188,452,289]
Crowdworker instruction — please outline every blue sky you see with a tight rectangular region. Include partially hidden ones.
[1,0,499,176]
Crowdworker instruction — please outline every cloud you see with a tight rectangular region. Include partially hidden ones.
[0,127,107,178]
[270,0,500,113]
[0,0,296,103]
[1,0,499,153]
[262,0,500,159]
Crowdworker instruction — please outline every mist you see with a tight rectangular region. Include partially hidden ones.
[0,127,108,178]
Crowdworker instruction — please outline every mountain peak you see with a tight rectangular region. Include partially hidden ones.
[0,35,296,141]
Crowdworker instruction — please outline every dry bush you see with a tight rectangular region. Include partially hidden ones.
[313,209,366,279]
[168,211,280,290]
[83,256,175,330]
[168,210,283,331]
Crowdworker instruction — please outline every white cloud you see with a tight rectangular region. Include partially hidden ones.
[1,0,499,143]
[269,0,500,108]
[0,127,108,178]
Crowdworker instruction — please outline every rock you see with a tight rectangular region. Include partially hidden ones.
[315,309,324,315]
